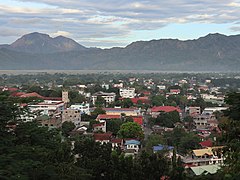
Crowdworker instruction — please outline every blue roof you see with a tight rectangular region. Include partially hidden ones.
[153,144,174,151]
[125,140,141,145]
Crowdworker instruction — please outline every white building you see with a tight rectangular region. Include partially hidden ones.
[92,91,116,105]
[69,103,90,115]
[28,100,64,115]
[119,88,135,98]
[202,107,228,116]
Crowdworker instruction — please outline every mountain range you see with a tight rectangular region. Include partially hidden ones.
[1,32,240,71]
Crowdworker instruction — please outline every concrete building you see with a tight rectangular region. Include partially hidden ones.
[69,103,90,115]
[28,100,64,115]
[92,91,116,105]
[119,88,135,98]
[62,109,81,127]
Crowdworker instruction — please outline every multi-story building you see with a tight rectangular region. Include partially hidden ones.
[186,106,201,117]
[119,88,135,98]
[69,103,90,115]
[193,114,216,129]
[62,109,81,127]
[28,100,64,115]
[182,146,224,167]
[92,91,116,105]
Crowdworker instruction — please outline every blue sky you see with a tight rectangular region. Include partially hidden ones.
[1,0,240,48]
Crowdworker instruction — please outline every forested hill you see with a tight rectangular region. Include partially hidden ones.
[1,32,240,71]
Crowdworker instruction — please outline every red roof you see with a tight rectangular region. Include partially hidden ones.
[130,97,150,104]
[103,108,138,111]
[19,92,44,98]
[111,138,123,143]
[93,122,105,128]
[11,92,26,97]
[132,116,143,125]
[151,106,182,113]
[97,114,121,120]
[43,97,62,101]
[199,140,213,148]
[5,87,18,92]
[94,133,112,141]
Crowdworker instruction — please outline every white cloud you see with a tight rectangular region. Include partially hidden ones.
[1,0,240,47]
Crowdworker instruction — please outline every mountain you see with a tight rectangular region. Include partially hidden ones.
[0,32,240,71]
[6,32,86,53]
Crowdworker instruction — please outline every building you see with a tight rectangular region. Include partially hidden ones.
[193,114,216,129]
[69,103,90,115]
[62,91,70,105]
[93,133,112,144]
[202,107,228,116]
[28,100,64,115]
[92,91,116,105]
[93,120,106,133]
[119,88,135,98]
[149,106,182,118]
[183,146,224,167]
[103,108,141,116]
[186,106,201,117]
[125,140,141,154]
[62,109,81,127]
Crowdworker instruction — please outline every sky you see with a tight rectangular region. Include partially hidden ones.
[1,0,240,48]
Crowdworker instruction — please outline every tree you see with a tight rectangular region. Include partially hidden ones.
[118,122,144,139]
[106,119,123,135]
[122,98,133,108]
[62,121,75,136]
[91,107,106,119]
[151,95,165,106]
[95,96,106,107]
[220,92,240,178]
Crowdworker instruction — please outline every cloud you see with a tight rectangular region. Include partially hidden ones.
[230,26,240,32]
[1,0,240,47]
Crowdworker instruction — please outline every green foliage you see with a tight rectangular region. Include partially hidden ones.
[220,92,240,178]
[144,134,164,153]
[118,122,144,140]
[164,127,200,154]
[62,121,75,137]
[122,98,133,108]
[151,95,165,106]
[154,111,180,128]
[106,119,123,135]
[91,107,106,119]
[69,90,86,104]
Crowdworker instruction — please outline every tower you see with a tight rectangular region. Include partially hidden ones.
[62,90,70,108]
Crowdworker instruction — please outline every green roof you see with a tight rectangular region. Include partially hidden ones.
[190,165,221,176]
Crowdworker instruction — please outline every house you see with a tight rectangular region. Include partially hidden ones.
[93,121,106,133]
[96,114,121,121]
[150,106,182,118]
[119,88,135,98]
[132,116,143,125]
[125,140,141,154]
[199,140,213,148]
[111,138,124,149]
[103,108,141,116]
[93,133,112,144]
[182,146,224,167]
[153,144,174,153]
[169,89,181,95]
[189,164,221,176]
[130,97,150,105]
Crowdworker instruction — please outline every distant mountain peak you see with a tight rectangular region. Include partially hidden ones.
[9,32,86,53]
